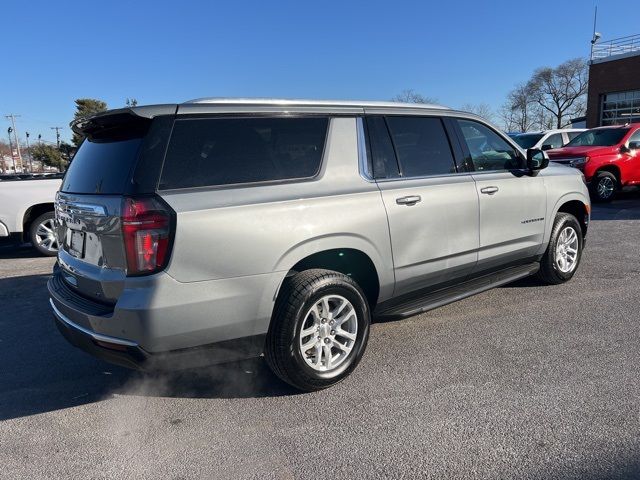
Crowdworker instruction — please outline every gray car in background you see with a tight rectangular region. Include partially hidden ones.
[48,99,590,391]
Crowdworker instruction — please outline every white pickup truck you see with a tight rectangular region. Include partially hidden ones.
[0,176,62,256]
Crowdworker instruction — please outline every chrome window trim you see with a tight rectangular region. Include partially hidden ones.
[373,171,474,184]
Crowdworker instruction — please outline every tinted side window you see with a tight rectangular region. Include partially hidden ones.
[567,131,582,141]
[456,119,523,171]
[544,133,564,148]
[385,116,456,177]
[365,116,399,179]
[160,117,328,189]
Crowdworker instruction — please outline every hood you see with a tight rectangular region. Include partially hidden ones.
[546,145,618,158]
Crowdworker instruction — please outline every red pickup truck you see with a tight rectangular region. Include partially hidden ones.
[547,123,640,202]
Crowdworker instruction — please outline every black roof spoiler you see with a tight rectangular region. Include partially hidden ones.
[70,104,177,137]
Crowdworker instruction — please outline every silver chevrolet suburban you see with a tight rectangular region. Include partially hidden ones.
[48,99,590,391]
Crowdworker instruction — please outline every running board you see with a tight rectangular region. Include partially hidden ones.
[374,262,540,320]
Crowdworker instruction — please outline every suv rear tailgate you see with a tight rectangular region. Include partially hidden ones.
[56,193,127,304]
[54,109,174,304]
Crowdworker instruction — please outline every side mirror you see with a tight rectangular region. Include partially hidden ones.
[628,141,640,151]
[541,144,553,151]
[526,148,549,172]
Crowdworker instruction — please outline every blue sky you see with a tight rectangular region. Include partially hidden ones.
[2,0,638,143]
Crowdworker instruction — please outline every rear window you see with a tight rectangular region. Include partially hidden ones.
[61,137,144,194]
[159,117,329,190]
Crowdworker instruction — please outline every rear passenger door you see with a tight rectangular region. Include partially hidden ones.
[452,118,546,273]
[366,115,479,297]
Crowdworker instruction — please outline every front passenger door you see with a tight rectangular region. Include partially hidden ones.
[454,119,547,274]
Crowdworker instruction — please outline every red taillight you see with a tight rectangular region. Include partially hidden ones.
[122,197,173,275]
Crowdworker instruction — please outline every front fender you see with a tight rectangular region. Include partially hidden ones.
[539,190,590,254]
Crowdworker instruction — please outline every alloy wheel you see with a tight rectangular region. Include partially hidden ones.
[298,294,358,372]
[34,218,59,253]
[597,176,615,199]
[554,226,579,273]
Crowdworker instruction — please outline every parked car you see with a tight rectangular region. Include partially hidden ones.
[511,129,585,151]
[547,123,640,202]
[0,176,62,255]
[48,99,590,391]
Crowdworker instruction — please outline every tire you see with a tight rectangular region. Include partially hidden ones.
[590,170,617,203]
[265,269,371,392]
[537,212,583,285]
[29,211,59,257]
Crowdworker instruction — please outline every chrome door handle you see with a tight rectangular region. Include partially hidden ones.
[480,186,499,195]
[396,195,422,206]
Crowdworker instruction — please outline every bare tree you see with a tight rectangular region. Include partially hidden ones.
[500,84,531,132]
[525,58,588,129]
[459,103,496,123]
[392,89,438,104]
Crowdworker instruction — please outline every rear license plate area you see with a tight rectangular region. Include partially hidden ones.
[67,230,85,258]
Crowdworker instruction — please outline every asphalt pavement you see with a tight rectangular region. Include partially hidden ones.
[0,192,639,479]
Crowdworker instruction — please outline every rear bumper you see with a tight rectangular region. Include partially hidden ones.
[48,269,271,370]
[51,298,148,369]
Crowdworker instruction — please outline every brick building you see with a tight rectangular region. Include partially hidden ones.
[586,34,640,128]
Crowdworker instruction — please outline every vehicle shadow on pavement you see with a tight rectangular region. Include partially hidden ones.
[112,359,299,402]
[500,276,544,289]
[0,274,296,421]
[0,244,42,259]
[590,190,640,221]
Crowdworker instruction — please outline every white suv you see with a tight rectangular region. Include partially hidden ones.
[510,129,585,151]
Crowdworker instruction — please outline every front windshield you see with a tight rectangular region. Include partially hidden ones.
[512,134,544,149]
[567,128,629,147]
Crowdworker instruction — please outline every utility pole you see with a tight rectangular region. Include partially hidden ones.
[37,135,43,172]
[590,6,601,61]
[25,132,33,173]
[51,126,62,148]
[5,114,23,171]
[7,127,16,173]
